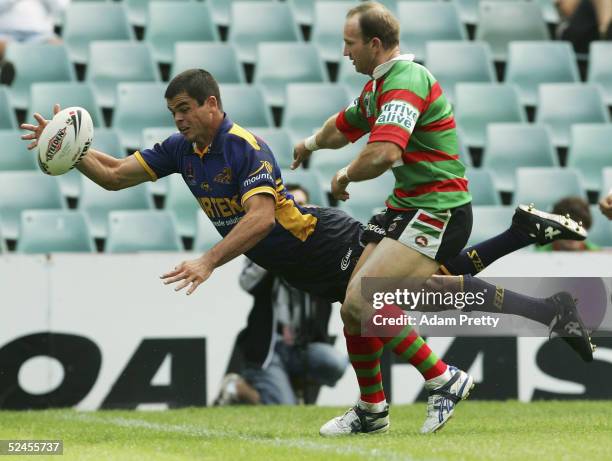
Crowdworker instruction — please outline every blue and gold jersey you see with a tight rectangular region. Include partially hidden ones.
[134,115,321,269]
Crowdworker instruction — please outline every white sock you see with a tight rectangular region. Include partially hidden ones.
[424,367,453,390]
[358,399,387,413]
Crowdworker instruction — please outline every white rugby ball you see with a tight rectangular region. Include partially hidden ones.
[37,107,94,176]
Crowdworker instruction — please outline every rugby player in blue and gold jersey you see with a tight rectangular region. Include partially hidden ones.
[20,68,594,436]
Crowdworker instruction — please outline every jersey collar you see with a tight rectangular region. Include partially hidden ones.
[372,53,415,80]
[191,113,233,158]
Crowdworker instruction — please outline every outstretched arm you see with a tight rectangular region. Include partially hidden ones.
[291,114,350,170]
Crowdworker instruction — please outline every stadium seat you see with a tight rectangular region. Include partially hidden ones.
[63,2,134,64]
[602,167,612,197]
[105,210,182,253]
[475,1,549,61]
[93,128,124,158]
[482,123,558,193]
[398,2,467,62]
[145,1,218,64]
[250,128,294,169]
[0,88,16,129]
[535,83,610,148]
[78,178,154,238]
[425,41,495,103]
[16,210,95,254]
[124,0,189,27]
[171,43,245,83]
[282,83,350,143]
[337,57,370,98]
[567,124,612,192]
[193,212,222,252]
[311,1,355,62]
[505,42,580,107]
[141,127,180,151]
[535,0,561,23]
[455,83,526,149]
[309,140,365,191]
[456,128,473,168]
[28,82,104,128]
[228,2,301,63]
[164,174,200,238]
[468,205,514,246]
[112,83,175,151]
[280,169,329,207]
[87,41,160,109]
[254,43,328,108]
[513,167,586,210]
[464,168,500,205]
[0,130,38,171]
[290,0,397,26]
[338,172,395,223]
[0,171,65,240]
[587,41,612,106]
[453,0,480,25]
[5,43,75,110]
[588,205,612,247]
[209,0,266,27]
[219,85,273,128]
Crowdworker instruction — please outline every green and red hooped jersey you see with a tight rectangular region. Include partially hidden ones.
[336,59,472,212]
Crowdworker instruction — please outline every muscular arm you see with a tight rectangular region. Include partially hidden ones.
[77,149,152,191]
[592,0,612,36]
[345,141,402,182]
[313,114,351,150]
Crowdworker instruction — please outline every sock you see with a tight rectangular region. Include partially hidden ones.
[344,329,386,406]
[441,228,533,276]
[373,304,449,381]
[462,275,557,325]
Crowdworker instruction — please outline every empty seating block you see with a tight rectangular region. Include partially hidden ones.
[587,41,612,106]
[513,167,585,210]
[567,124,612,192]
[250,128,294,169]
[280,169,329,207]
[311,1,354,62]
[0,130,38,171]
[338,172,395,222]
[464,168,500,206]
[193,212,222,252]
[106,210,182,252]
[468,205,514,246]
[17,210,94,253]
[0,88,16,129]
[219,85,273,128]
[164,174,200,238]
[172,43,245,83]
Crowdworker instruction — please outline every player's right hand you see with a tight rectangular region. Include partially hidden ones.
[20,103,61,150]
[599,192,612,220]
[290,140,312,170]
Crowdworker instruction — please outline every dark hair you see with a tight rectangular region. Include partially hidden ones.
[347,2,400,50]
[552,196,592,230]
[285,183,310,202]
[164,69,222,109]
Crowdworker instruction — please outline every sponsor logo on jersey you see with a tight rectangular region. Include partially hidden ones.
[375,100,419,133]
[340,248,353,271]
[243,173,274,188]
[248,160,273,177]
[414,235,428,247]
[200,182,211,192]
[46,127,68,161]
[388,222,398,233]
[367,223,386,235]
[214,166,232,184]
[198,195,243,218]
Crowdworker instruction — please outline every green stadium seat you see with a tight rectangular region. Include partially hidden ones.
[338,172,395,223]
[228,2,301,64]
[337,58,370,99]
[282,83,350,143]
[309,140,365,191]
[587,41,612,106]
[63,2,134,64]
[513,167,586,210]
[0,88,16,129]
[535,0,560,23]
[164,174,200,238]
[475,1,549,61]
[0,172,65,240]
[505,42,579,107]
[28,82,104,128]
[399,2,467,61]
[106,210,182,252]
[5,43,75,110]
[250,128,294,169]
[535,83,610,148]
[290,0,397,27]
[567,124,612,192]
[87,41,160,109]
[78,178,154,238]
[453,0,481,25]
[16,210,95,254]
[468,205,514,246]
[0,130,38,171]
[145,1,218,64]
[280,169,329,207]
[455,83,526,149]
[482,123,558,193]
[219,84,273,128]
[588,205,612,247]
[112,83,174,151]
[254,43,328,108]
[171,43,245,83]
[456,128,473,168]
[602,167,612,197]
[193,212,222,252]
[311,2,355,62]
[125,0,189,27]
[425,41,495,103]
[465,168,500,205]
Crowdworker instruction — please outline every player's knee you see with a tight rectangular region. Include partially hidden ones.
[341,284,363,328]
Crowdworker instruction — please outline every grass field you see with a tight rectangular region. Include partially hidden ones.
[1,402,610,460]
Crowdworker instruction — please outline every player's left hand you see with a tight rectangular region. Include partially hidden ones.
[331,171,350,201]
[160,256,214,295]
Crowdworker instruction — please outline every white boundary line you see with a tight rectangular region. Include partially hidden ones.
[56,412,419,461]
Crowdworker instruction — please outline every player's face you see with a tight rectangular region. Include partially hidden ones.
[166,92,219,143]
[343,16,376,75]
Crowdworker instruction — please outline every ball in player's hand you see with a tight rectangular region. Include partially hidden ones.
[37,107,94,176]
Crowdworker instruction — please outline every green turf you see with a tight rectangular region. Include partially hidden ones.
[0,402,610,460]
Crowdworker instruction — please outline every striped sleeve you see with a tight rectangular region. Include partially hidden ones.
[336,97,370,143]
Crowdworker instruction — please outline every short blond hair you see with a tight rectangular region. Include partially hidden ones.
[346,2,400,50]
